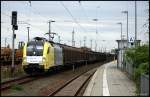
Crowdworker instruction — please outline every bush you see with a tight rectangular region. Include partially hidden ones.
[124,45,149,94]
[125,44,149,75]
[134,62,149,80]
[124,44,149,95]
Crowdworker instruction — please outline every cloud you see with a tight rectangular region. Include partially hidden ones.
[1,1,149,51]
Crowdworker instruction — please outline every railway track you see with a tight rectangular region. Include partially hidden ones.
[1,75,37,90]
[1,62,108,96]
[1,63,96,92]
[39,68,97,96]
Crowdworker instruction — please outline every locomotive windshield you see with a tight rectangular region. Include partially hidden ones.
[27,41,44,56]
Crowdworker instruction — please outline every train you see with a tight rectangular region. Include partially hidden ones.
[22,37,114,74]
[1,42,24,65]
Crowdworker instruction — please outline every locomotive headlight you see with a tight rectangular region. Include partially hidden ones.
[42,57,46,63]
[22,57,27,65]
[23,57,26,62]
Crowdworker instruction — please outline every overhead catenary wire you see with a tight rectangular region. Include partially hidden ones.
[78,1,89,21]
[78,1,94,33]
[60,1,87,33]
[2,2,86,35]
[25,1,64,31]
[2,2,61,33]
[2,2,65,44]
[24,7,63,41]
[2,8,45,31]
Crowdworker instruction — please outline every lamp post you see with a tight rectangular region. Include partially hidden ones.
[56,33,61,44]
[5,38,7,47]
[95,40,97,52]
[93,18,98,34]
[135,1,137,47]
[90,39,92,50]
[48,20,55,41]
[117,22,123,42]
[84,36,86,47]
[27,27,30,42]
[80,40,82,47]
[117,22,123,69]
[122,11,128,48]
[93,18,98,52]
[72,28,75,47]
[58,35,60,43]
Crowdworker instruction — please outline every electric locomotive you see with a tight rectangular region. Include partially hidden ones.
[22,37,63,74]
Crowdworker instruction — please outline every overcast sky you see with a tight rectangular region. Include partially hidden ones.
[1,1,149,52]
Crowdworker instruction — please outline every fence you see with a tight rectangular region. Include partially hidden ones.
[140,74,149,96]
[123,59,149,96]
[123,58,134,79]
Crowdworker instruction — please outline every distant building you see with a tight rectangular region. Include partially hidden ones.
[116,39,141,69]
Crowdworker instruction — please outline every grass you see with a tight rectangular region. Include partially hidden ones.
[1,65,26,81]
[10,84,23,91]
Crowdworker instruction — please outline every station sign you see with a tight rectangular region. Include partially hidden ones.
[128,37,134,43]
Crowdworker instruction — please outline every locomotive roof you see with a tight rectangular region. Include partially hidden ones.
[27,41,44,46]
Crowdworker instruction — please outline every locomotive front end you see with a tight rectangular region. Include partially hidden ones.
[22,41,45,74]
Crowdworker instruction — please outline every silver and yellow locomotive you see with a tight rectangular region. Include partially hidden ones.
[22,37,63,74]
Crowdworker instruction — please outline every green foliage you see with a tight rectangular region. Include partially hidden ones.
[124,48,135,61]
[134,62,149,80]
[11,84,23,91]
[134,45,149,67]
[125,45,149,73]
[1,66,25,81]
[124,44,149,95]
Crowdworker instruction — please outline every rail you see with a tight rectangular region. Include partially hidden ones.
[1,75,36,90]
[39,68,97,96]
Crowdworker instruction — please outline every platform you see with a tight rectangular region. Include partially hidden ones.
[83,61,136,96]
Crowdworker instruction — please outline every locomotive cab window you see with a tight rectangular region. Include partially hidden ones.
[27,41,44,56]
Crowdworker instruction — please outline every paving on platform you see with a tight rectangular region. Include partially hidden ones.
[83,61,136,96]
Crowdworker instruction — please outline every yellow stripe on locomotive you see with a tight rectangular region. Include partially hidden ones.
[43,42,55,69]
